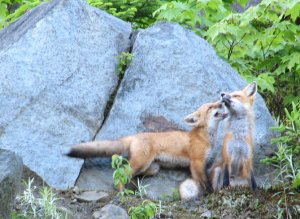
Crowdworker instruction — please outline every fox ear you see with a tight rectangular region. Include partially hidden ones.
[184,113,199,127]
[244,82,257,97]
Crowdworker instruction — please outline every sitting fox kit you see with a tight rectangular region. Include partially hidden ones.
[220,82,258,190]
[67,101,228,195]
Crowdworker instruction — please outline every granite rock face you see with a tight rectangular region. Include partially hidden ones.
[0,0,132,189]
[0,149,23,219]
[0,0,274,196]
[76,22,276,197]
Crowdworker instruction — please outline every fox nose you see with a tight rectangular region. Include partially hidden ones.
[221,93,226,97]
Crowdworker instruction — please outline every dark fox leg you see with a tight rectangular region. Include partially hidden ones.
[143,162,160,176]
[242,161,257,191]
[250,171,257,190]
[223,164,230,187]
[205,159,214,193]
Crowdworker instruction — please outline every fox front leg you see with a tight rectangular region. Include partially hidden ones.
[205,159,215,193]
[191,160,213,193]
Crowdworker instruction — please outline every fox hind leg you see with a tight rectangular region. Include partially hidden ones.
[143,162,160,176]
[249,171,257,190]
[223,164,230,187]
[241,160,257,190]
[211,166,223,191]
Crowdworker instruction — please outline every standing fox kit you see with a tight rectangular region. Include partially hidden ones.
[220,82,258,190]
[67,101,228,193]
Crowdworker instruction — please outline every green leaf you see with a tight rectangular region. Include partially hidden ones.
[286,2,300,22]
[256,73,275,93]
[237,0,248,8]
[0,4,8,20]
[287,52,300,71]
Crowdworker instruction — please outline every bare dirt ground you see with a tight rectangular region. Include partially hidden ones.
[13,166,300,219]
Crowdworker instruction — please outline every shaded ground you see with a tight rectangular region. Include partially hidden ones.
[14,166,300,219]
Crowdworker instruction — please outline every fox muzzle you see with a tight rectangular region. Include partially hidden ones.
[221,95,231,107]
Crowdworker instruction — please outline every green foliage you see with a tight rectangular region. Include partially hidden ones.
[128,200,158,219]
[269,102,299,161]
[171,188,180,201]
[262,102,300,180]
[87,0,166,28]
[293,172,300,188]
[266,144,299,219]
[206,0,300,116]
[111,154,134,198]
[111,154,133,187]
[12,178,67,219]
[155,0,299,116]
[134,177,149,199]
[154,0,247,35]
[0,0,45,29]
[116,52,133,76]
[262,102,300,219]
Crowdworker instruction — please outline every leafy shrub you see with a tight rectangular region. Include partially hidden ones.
[271,102,300,157]
[0,0,46,29]
[262,102,299,219]
[111,154,134,198]
[12,178,67,219]
[87,0,167,28]
[262,101,300,178]
[155,0,299,117]
[154,0,238,35]
[207,0,300,116]
[116,52,133,76]
[128,200,158,219]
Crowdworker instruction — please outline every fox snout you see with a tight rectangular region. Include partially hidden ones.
[221,93,231,107]
[213,101,228,120]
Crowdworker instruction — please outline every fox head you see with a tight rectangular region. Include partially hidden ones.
[221,82,257,116]
[184,101,228,128]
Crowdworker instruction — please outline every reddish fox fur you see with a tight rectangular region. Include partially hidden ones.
[67,101,228,194]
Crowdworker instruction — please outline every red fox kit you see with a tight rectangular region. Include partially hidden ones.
[67,101,228,192]
[220,82,258,190]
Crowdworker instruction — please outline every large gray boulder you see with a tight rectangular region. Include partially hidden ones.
[0,0,132,189]
[77,22,276,197]
[0,149,23,219]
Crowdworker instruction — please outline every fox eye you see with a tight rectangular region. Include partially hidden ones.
[233,94,240,98]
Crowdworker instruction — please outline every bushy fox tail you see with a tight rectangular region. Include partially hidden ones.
[66,136,133,158]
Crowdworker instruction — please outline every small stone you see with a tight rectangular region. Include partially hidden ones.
[92,211,101,219]
[70,199,77,204]
[201,210,212,218]
[74,190,109,202]
[57,206,74,218]
[93,204,129,219]
[72,186,80,195]
[167,211,173,218]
